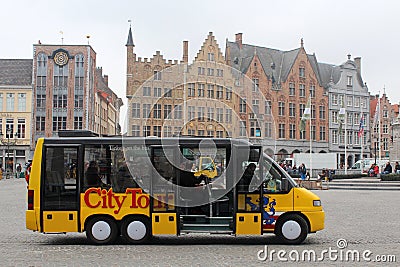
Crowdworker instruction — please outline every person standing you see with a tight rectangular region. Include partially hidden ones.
[394,162,400,174]
[298,163,307,185]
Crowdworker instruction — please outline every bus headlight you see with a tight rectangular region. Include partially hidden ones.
[313,200,321,207]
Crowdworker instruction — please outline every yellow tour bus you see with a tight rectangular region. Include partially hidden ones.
[26,133,324,245]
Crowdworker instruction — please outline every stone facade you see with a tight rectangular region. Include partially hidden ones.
[0,59,33,172]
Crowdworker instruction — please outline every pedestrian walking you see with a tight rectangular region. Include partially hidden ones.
[298,163,307,185]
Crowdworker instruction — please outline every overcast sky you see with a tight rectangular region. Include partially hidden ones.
[1,0,399,119]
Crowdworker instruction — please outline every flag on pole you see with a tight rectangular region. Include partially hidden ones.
[299,97,311,132]
[358,113,364,137]
[373,98,380,126]
[338,103,346,133]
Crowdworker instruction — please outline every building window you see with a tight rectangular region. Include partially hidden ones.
[207,84,214,98]
[207,107,214,121]
[153,87,162,97]
[347,131,353,145]
[154,71,162,80]
[74,117,83,130]
[311,125,316,140]
[208,53,215,61]
[153,126,161,137]
[289,83,295,96]
[332,130,338,144]
[225,109,232,123]
[299,84,305,97]
[143,87,151,96]
[383,138,388,151]
[216,85,223,99]
[198,84,205,97]
[289,103,296,117]
[153,104,161,119]
[0,93,3,111]
[311,105,316,119]
[319,126,326,141]
[309,85,315,98]
[164,104,172,119]
[188,106,195,121]
[278,102,285,116]
[299,103,305,118]
[131,125,140,136]
[217,108,223,122]
[54,65,68,88]
[347,96,353,107]
[347,113,353,125]
[53,94,67,108]
[216,130,224,138]
[383,110,388,118]
[250,121,261,137]
[188,83,195,97]
[6,93,14,111]
[174,105,182,120]
[143,104,151,119]
[5,119,14,138]
[18,93,26,112]
[347,76,353,87]
[74,95,83,109]
[338,95,344,106]
[16,118,25,138]
[207,130,214,137]
[164,88,172,97]
[226,87,232,100]
[207,68,214,76]
[332,94,338,105]
[354,113,359,125]
[143,126,151,137]
[299,67,305,78]
[354,97,360,107]
[265,122,272,138]
[163,126,172,137]
[252,78,259,92]
[252,99,259,115]
[265,101,272,115]
[278,124,285,138]
[289,124,296,139]
[216,69,224,77]
[198,130,205,136]
[52,116,67,131]
[198,67,205,75]
[319,105,325,120]
[300,129,306,140]
[239,98,247,113]
[197,107,205,121]
[332,111,338,124]
[36,116,45,132]
[339,132,345,144]
[36,94,46,109]
[354,131,360,145]
[239,121,247,136]
[383,124,388,134]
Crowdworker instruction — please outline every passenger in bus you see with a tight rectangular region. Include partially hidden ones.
[239,163,256,192]
[86,161,108,188]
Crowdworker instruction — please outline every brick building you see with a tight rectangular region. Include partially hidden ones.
[32,43,122,146]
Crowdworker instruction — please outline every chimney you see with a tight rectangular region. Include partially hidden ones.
[182,40,188,63]
[235,33,243,49]
[354,57,361,74]
[103,75,108,86]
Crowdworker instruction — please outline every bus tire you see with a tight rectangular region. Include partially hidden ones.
[86,216,118,245]
[275,214,308,245]
[121,216,150,244]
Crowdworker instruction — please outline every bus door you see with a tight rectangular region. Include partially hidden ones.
[150,145,177,235]
[234,145,263,235]
[260,156,294,233]
[41,145,81,233]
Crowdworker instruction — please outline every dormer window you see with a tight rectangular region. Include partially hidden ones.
[208,53,215,61]
[347,76,353,87]
[299,67,305,78]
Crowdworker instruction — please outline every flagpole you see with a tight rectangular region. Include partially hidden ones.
[310,116,312,179]
[360,110,363,174]
[345,112,347,174]
[378,96,382,174]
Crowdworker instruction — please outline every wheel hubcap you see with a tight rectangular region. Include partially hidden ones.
[92,221,111,241]
[127,221,146,240]
[281,220,301,240]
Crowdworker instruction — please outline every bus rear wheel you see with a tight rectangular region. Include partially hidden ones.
[121,217,150,244]
[275,214,308,245]
[86,216,118,245]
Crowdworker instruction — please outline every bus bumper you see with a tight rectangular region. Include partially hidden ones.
[26,210,38,231]
[303,210,325,232]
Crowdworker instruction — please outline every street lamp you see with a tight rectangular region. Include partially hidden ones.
[0,127,18,179]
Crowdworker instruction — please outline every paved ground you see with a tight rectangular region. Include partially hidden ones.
[0,178,399,266]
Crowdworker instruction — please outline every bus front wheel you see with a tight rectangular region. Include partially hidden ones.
[86,216,118,245]
[275,214,308,244]
[121,217,150,244]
